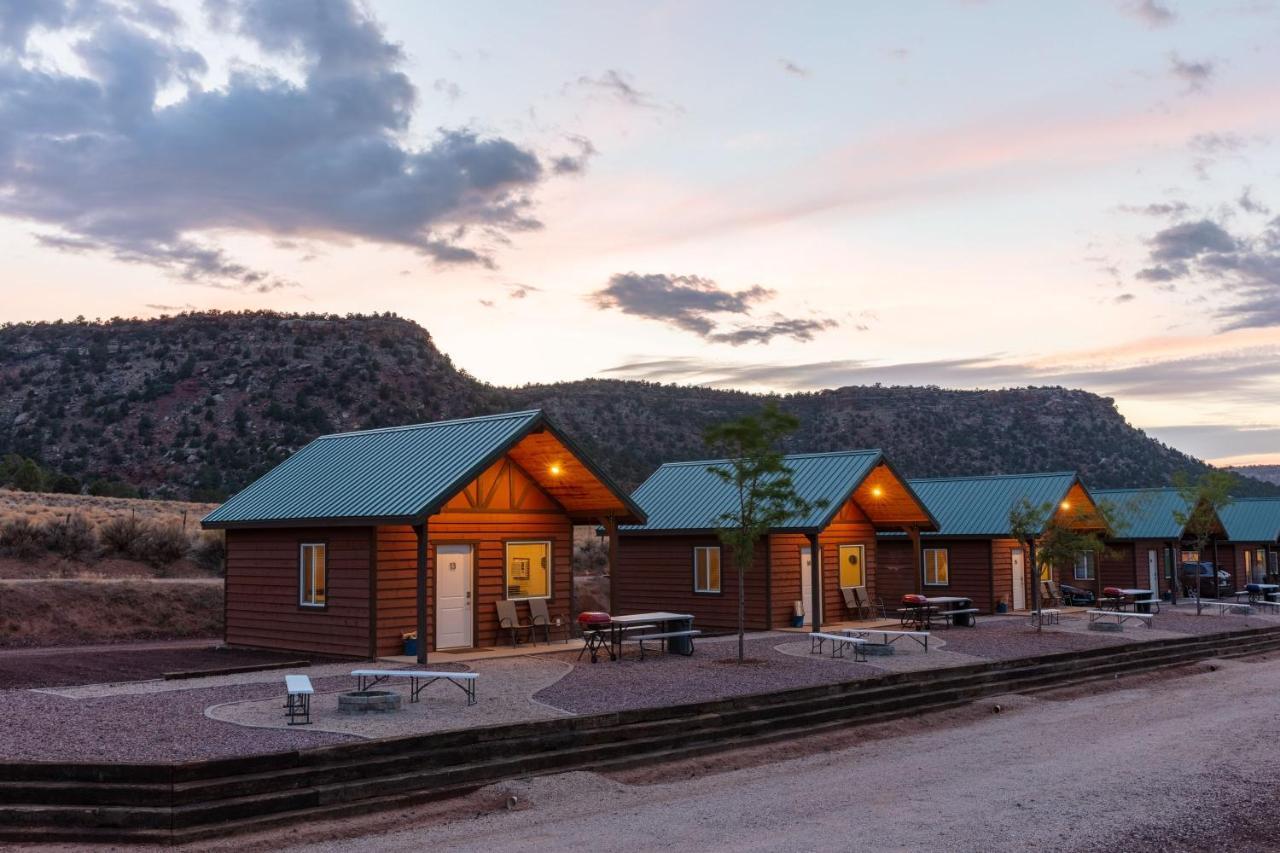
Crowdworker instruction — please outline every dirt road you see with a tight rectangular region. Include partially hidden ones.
[237,654,1280,853]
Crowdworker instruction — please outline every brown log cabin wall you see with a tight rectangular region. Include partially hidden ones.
[875,539,915,606]
[768,534,807,627]
[1215,544,1237,591]
[375,456,573,657]
[1100,542,1136,590]
[817,502,878,624]
[615,536,769,631]
[224,526,372,657]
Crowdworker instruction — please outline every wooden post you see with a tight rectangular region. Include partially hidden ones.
[605,516,619,615]
[1168,541,1178,605]
[1212,538,1221,597]
[1028,538,1041,623]
[907,526,922,596]
[414,520,429,665]
[808,532,822,631]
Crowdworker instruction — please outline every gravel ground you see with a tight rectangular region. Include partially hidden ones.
[0,643,331,690]
[927,615,1138,659]
[222,654,1280,853]
[1152,607,1277,635]
[0,678,357,762]
[207,657,571,738]
[533,634,880,715]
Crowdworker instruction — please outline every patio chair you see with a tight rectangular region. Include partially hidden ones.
[495,600,533,648]
[527,598,565,644]
[842,587,869,619]
[1042,580,1061,607]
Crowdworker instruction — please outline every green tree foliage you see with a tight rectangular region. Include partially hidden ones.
[1173,470,1234,612]
[1009,497,1113,627]
[705,403,825,662]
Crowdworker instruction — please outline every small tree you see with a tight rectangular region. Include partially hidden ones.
[1009,498,1112,629]
[705,403,823,662]
[1173,471,1233,615]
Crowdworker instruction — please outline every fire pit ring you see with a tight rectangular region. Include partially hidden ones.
[338,689,402,714]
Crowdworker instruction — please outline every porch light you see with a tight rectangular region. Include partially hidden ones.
[871,486,883,497]
[1061,500,1071,510]
[549,463,563,476]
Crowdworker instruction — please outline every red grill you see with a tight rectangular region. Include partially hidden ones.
[901,594,929,607]
[578,611,611,627]
[1103,587,1124,598]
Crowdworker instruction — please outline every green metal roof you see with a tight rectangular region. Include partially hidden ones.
[203,410,642,528]
[1219,498,1280,543]
[901,472,1083,537]
[622,449,930,533]
[1091,488,1191,540]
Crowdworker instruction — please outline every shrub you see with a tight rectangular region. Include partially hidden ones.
[134,523,190,568]
[42,514,97,561]
[0,518,43,559]
[191,531,226,575]
[99,515,143,556]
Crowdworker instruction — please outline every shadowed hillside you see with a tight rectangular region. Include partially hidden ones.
[1,312,1274,500]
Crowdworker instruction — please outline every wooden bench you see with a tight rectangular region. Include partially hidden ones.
[1029,609,1060,627]
[809,632,868,662]
[1087,610,1153,628]
[352,669,478,705]
[285,674,313,725]
[624,629,701,660]
[1190,600,1252,616]
[841,627,930,652]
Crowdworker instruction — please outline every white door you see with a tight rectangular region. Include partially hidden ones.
[1147,549,1159,592]
[800,547,813,626]
[1011,548,1026,611]
[436,545,473,650]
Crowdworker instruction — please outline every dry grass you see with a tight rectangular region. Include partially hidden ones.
[0,580,223,647]
[0,488,216,530]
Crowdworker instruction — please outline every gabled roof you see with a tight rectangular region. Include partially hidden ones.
[1219,498,1280,543]
[622,450,936,534]
[203,410,644,528]
[1092,487,1192,540]
[901,471,1094,538]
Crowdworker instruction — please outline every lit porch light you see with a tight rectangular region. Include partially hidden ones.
[871,486,884,497]
[549,463,563,476]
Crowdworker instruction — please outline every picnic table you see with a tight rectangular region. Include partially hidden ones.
[586,612,696,662]
[926,596,978,627]
[1101,588,1157,613]
[1246,583,1280,603]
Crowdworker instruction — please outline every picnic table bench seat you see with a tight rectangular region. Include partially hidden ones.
[809,632,868,661]
[352,669,478,705]
[1029,609,1061,627]
[1087,609,1153,628]
[840,627,930,652]
[623,629,701,660]
[284,674,313,725]
[937,608,980,626]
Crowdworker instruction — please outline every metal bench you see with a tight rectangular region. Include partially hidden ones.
[351,669,478,705]
[623,629,701,660]
[1029,609,1061,627]
[1190,600,1252,616]
[841,627,930,652]
[1087,610,1153,628]
[809,632,868,661]
[938,608,980,627]
[285,674,313,725]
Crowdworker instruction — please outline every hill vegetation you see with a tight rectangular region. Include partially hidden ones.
[1,311,1274,500]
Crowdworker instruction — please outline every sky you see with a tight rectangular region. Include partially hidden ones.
[2,0,1279,466]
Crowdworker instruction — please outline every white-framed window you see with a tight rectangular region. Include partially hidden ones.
[1074,551,1096,581]
[923,548,948,586]
[693,546,721,593]
[299,542,327,608]
[839,544,865,588]
[505,540,551,599]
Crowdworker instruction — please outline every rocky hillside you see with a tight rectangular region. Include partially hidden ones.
[1,312,1274,500]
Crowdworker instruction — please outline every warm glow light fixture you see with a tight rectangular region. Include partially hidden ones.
[549,463,563,476]
[1060,500,1071,510]
[871,486,884,497]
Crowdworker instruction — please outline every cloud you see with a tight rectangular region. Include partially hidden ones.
[144,301,196,312]
[0,0,553,290]
[1188,131,1253,180]
[1118,200,1190,217]
[571,69,676,111]
[1132,213,1280,329]
[778,58,809,77]
[1239,186,1271,216]
[603,347,1280,405]
[1122,0,1177,27]
[1169,53,1214,94]
[590,272,838,345]
[432,77,462,102]
[1114,293,1136,303]
[549,134,597,175]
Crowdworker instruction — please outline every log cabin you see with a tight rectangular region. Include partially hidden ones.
[202,410,644,661]
[877,472,1105,613]
[1093,488,1228,597]
[614,450,936,631]
[1218,498,1280,587]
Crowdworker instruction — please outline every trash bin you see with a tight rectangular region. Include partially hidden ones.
[667,617,695,655]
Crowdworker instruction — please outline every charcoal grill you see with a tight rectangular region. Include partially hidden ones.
[577,611,614,663]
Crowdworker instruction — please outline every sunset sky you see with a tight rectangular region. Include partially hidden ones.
[2,0,1279,465]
